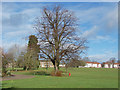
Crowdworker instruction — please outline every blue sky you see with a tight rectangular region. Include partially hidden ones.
[2,2,118,62]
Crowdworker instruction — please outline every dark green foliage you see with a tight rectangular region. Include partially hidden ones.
[23,35,40,70]
[28,35,40,54]
[101,62,105,68]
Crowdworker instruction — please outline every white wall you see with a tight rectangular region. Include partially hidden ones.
[84,63,92,67]
[93,64,97,67]
[104,64,113,68]
[98,64,101,68]
[114,64,118,68]
[104,64,109,68]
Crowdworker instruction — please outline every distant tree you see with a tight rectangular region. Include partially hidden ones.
[118,60,120,63]
[109,57,116,68]
[83,57,90,62]
[1,48,9,76]
[68,57,86,68]
[34,5,88,72]
[79,60,86,66]
[6,44,20,70]
[101,62,105,68]
[68,59,80,68]
[16,52,25,68]
[0,47,2,73]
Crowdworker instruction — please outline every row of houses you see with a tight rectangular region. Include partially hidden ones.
[6,60,120,69]
[39,60,120,68]
[85,62,120,68]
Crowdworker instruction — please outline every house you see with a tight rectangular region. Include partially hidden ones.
[39,60,54,68]
[103,63,120,68]
[59,64,65,67]
[104,63,112,68]
[84,62,92,68]
[84,62,101,68]
[39,60,65,68]
[104,63,108,68]
[114,63,120,68]
[6,62,16,68]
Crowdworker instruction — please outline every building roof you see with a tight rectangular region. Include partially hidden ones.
[114,63,120,65]
[86,62,101,64]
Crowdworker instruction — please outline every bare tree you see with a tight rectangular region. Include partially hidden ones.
[34,5,88,72]
[109,57,116,68]
[1,48,9,76]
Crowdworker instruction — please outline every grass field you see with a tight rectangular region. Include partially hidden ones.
[2,68,118,88]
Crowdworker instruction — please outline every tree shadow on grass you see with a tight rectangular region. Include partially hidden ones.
[34,71,51,76]
[26,71,51,76]
[2,87,16,90]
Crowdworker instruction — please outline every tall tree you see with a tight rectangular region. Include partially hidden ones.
[24,35,40,70]
[34,5,87,71]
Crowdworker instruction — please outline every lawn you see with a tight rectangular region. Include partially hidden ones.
[2,68,118,88]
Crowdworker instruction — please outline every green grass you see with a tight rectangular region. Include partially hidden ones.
[2,68,118,88]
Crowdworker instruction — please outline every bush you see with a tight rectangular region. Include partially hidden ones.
[51,71,63,77]
[2,68,7,77]
[2,70,12,77]
[6,70,11,76]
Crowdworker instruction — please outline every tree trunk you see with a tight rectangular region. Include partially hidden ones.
[26,66,28,71]
[55,66,58,71]
[112,63,114,68]
[66,67,68,73]
[51,59,59,73]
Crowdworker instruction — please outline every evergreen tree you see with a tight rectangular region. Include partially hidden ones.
[24,35,40,70]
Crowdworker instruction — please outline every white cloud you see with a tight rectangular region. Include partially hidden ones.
[74,4,118,33]
[77,5,118,43]
[81,26,98,38]
[88,51,118,62]
[81,26,115,43]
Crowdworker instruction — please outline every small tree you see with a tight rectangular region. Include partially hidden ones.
[16,52,25,68]
[5,44,20,70]
[1,49,9,76]
[24,50,39,70]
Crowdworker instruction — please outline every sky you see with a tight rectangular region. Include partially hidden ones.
[1,2,118,62]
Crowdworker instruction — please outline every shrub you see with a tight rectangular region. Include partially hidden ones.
[51,71,63,77]
[2,68,7,77]
[6,71,11,76]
